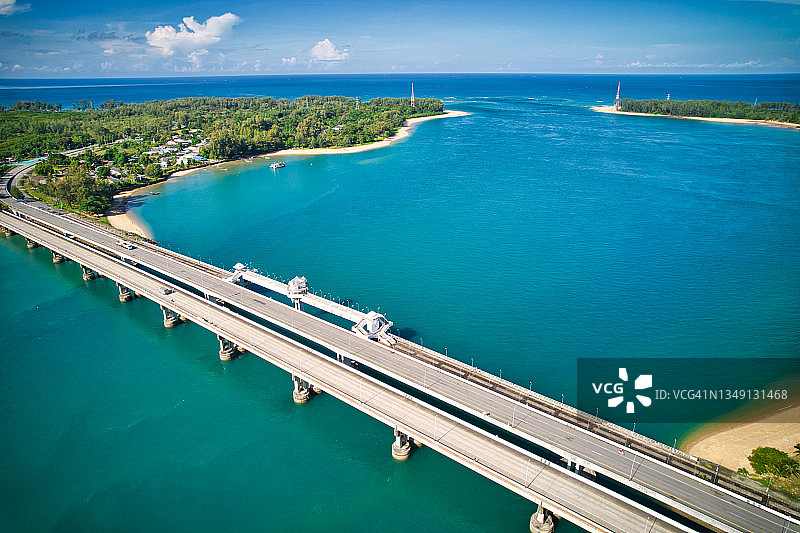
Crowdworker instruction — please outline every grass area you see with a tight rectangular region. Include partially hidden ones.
[752,474,800,501]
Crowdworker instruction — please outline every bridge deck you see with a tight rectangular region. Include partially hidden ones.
[0,210,696,533]
[2,159,798,533]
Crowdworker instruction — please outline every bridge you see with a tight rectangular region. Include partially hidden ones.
[2,162,798,533]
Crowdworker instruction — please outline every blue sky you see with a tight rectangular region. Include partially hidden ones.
[0,0,798,77]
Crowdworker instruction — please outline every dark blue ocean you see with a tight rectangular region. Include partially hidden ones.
[1,74,799,532]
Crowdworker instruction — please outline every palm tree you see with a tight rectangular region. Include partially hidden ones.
[779,458,800,479]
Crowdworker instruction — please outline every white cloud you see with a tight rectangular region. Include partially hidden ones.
[187,48,208,70]
[310,38,348,62]
[101,60,114,71]
[145,12,241,56]
[103,48,115,55]
[0,0,31,16]
[281,56,297,65]
[12,63,22,70]
[721,59,761,68]
[625,59,765,69]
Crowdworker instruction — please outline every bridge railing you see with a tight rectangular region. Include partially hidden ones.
[388,336,800,520]
[4,185,798,521]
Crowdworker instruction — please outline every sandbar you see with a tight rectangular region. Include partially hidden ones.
[682,404,800,471]
[267,110,471,156]
[591,105,800,130]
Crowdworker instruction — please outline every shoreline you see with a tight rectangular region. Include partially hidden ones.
[106,187,157,239]
[682,400,800,472]
[267,109,471,156]
[107,109,470,237]
[591,105,800,130]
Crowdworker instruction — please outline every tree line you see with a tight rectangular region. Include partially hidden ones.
[0,95,444,161]
[618,99,800,124]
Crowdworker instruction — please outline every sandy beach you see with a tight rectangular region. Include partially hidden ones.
[106,188,156,239]
[591,105,800,130]
[267,110,470,157]
[107,109,469,237]
[682,404,800,471]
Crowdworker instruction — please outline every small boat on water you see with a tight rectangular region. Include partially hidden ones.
[270,161,285,169]
[149,192,160,195]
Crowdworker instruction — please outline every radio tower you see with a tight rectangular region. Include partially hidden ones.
[614,82,621,110]
[411,82,415,108]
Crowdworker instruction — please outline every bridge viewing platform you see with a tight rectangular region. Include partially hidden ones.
[2,160,799,533]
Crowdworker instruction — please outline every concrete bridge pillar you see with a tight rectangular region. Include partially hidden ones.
[81,265,96,281]
[161,305,179,328]
[116,282,132,302]
[52,251,65,264]
[217,335,236,361]
[529,504,555,533]
[25,238,39,249]
[1,226,15,237]
[292,374,310,404]
[391,428,412,461]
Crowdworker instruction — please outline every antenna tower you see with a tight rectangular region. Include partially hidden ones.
[411,83,415,108]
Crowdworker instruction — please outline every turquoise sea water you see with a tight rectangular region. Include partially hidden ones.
[1,75,799,532]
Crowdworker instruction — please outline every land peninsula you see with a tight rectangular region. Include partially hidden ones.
[106,109,468,238]
[2,95,466,237]
[593,98,800,129]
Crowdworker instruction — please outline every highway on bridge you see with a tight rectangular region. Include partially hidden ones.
[0,208,698,533]
[2,163,798,533]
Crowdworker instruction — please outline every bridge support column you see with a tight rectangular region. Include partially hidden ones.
[116,282,132,302]
[52,251,65,264]
[25,238,39,249]
[292,375,310,404]
[81,265,96,281]
[1,226,15,237]
[529,504,555,533]
[391,428,412,461]
[217,335,236,361]
[161,305,179,328]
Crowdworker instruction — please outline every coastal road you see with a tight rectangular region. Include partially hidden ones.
[0,209,697,533]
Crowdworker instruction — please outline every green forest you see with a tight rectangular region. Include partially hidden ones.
[617,98,800,124]
[0,95,444,161]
